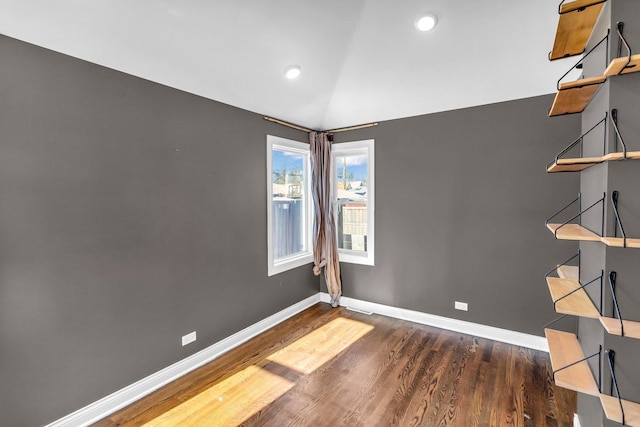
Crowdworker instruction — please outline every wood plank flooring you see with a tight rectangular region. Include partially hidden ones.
[94,303,576,426]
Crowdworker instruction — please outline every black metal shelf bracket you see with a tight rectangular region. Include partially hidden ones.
[614,22,634,76]
[611,191,627,247]
[545,250,581,279]
[544,314,569,330]
[610,109,629,158]
[551,344,602,392]
[548,113,608,171]
[606,349,626,425]
[553,271,603,315]
[546,193,606,238]
[556,30,610,90]
[606,271,626,337]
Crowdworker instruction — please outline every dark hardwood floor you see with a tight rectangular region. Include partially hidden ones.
[94,303,576,426]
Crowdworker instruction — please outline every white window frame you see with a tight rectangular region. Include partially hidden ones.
[331,139,375,266]
[267,135,313,276]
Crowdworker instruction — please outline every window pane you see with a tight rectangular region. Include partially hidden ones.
[335,153,368,202]
[336,202,367,252]
[272,148,306,259]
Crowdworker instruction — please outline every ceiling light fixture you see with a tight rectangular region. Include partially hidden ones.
[415,14,437,32]
[284,65,301,80]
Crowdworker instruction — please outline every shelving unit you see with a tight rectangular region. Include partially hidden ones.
[546,2,640,424]
[550,0,607,60]
[545,328,600,396]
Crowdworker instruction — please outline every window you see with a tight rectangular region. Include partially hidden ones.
[332,139,375,266]
[267,135,313,276]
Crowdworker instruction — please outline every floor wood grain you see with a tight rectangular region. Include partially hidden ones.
[94,303,576,426]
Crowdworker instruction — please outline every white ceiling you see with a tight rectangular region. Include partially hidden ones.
[0,0,577,130]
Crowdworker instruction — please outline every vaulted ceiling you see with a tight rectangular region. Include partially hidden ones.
[0,0,577,130]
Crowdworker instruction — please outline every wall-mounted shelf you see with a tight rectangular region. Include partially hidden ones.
[547,109,640,172]
[604,23,640,77]
[549,76,606,116]
[599,271,640,340]
[605,54,640,76]
[600,350,640,426]
[600,394,640,427]
[547,192,640,248]
[600,317,640,339]
[607,191,640,248]
[549,31,609,116]
[545,252,602,318]
[550,0,607,61]
[600,236,640,248]
[547,277,600,317]
[548,151,640,173]
[546,223,602,241]
[545,328,600,396]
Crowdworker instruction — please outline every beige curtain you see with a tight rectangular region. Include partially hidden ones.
[309,131,341,306]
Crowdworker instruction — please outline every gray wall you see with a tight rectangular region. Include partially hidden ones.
[333,95,580,335]
[0,35,317,426]
[0,29,587,427]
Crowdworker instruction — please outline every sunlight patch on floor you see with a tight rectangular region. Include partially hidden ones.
[142,365,294,426]
[266,316,374,374]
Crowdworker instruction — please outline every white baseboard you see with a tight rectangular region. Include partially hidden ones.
[321,293,548,352]
[46,293,321,427]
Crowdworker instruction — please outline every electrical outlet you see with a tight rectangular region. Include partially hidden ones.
[455,301,468,311]
[182,331,196,346]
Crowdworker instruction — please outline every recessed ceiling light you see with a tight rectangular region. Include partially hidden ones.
[284,65,301,80]
[415,14,437,32]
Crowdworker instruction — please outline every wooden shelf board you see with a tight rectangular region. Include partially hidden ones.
[602,151,640,162]
[548,151,640,173]
[549,81,604,116]
[545,328,599,396]
[559,0,607,14]
[548,157,604,172]
[604,54,640,77]
[600,237,640,248]
[551,1,606,60]
[548,162,598,172]
[600,317,640,340]
[559,75,607,90]
[546,277,600,318]
[600,393,640,427]
[557,265,579,281]
[547,223,601,241]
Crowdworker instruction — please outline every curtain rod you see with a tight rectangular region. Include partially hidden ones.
[263,116,316,133]
[264,116,378,134]
[325,122,378,133]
